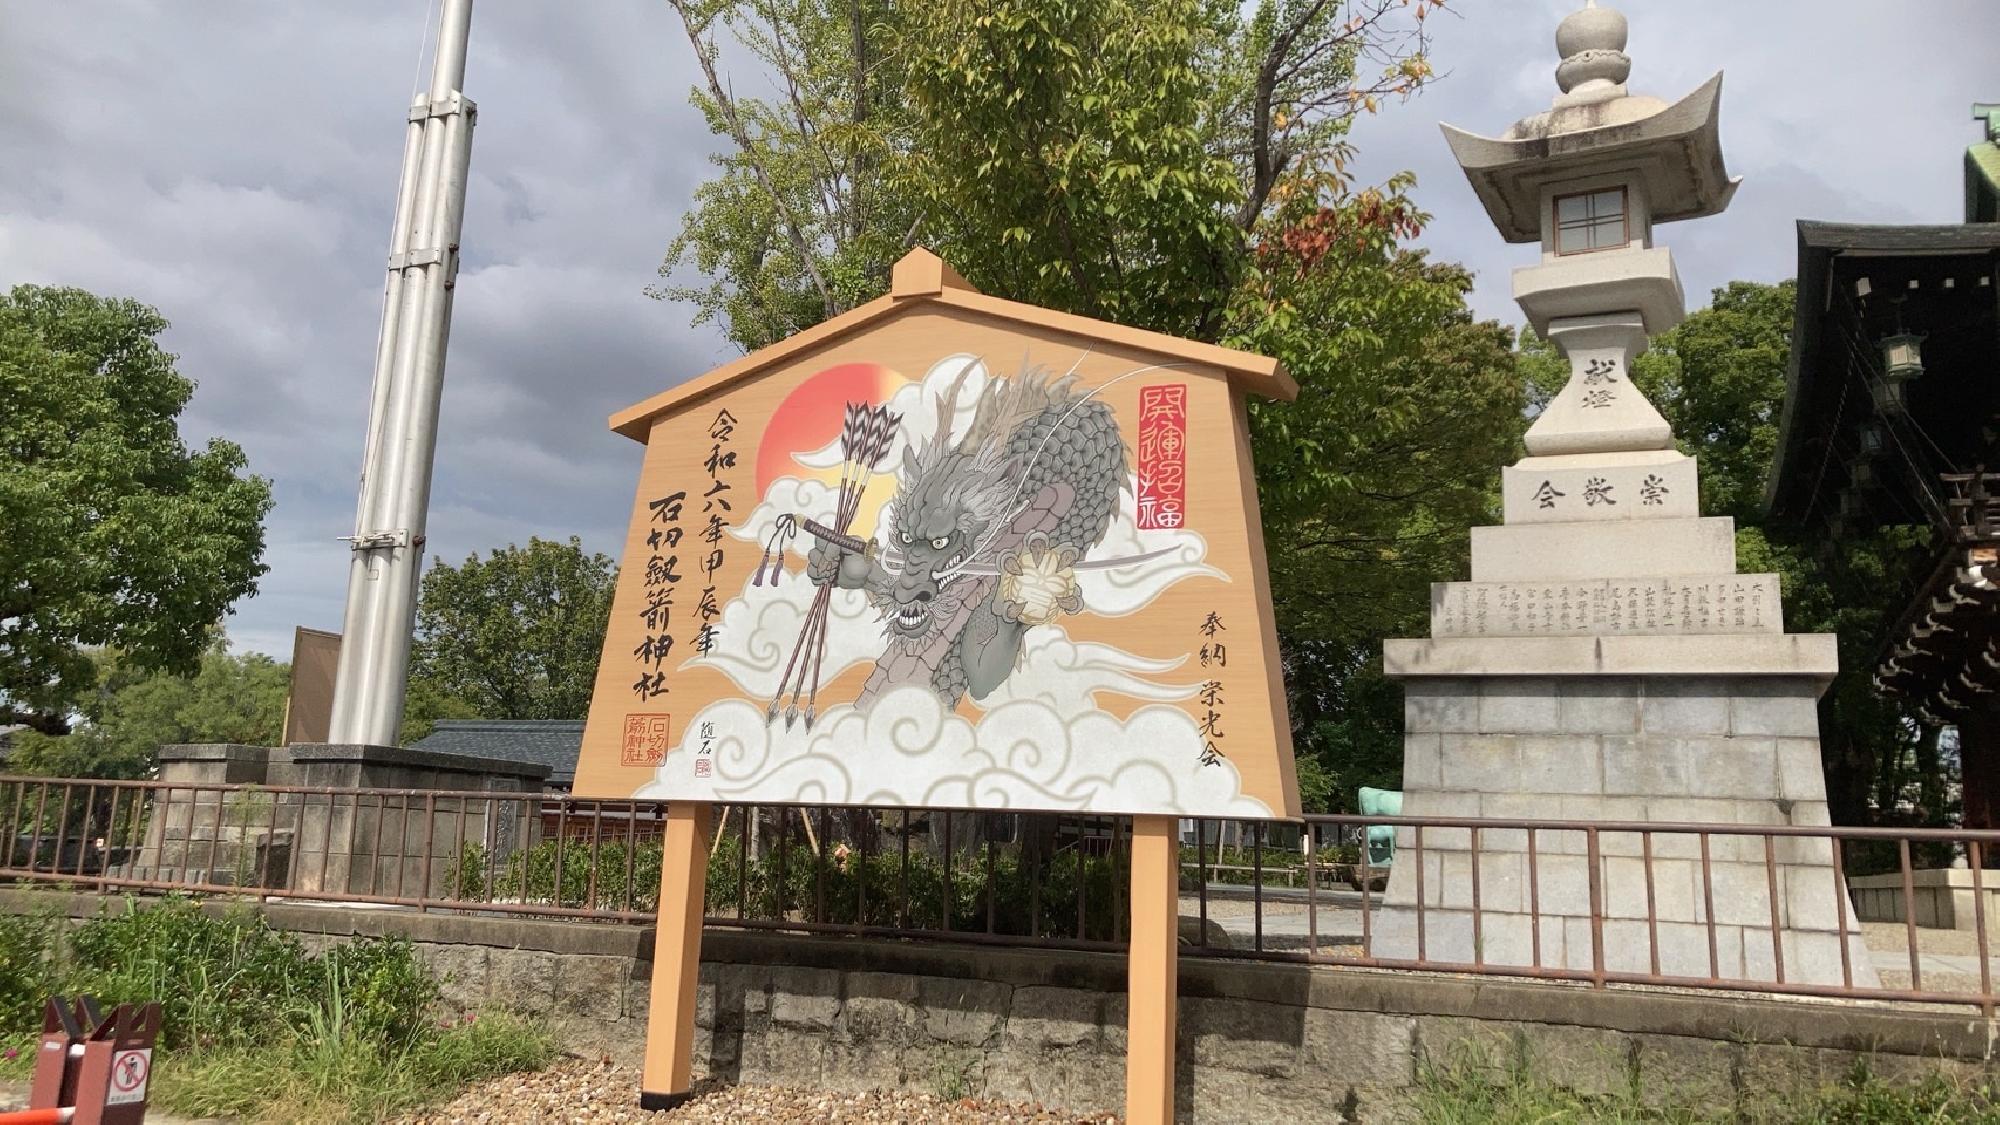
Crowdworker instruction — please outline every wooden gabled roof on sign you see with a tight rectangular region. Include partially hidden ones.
[610,249,1297,442]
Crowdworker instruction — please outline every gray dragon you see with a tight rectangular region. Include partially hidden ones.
[804,363,1132,711]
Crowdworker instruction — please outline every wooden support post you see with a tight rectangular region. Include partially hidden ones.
[1125,814,1179,1125]
[640,801,712,1110]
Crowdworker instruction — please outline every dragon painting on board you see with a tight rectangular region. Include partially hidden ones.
[755,362,1156,725]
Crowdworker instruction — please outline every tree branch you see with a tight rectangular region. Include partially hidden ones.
[668,0,837,318]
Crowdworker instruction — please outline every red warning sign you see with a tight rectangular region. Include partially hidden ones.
[108,1046,152,1105]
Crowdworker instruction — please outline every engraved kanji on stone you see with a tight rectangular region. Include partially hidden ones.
[1583,477,1616,506]
[1533,480,1564,509]
[1583,358,1620,385]
[1581,387,1616,409]
[1640,474,1669,506]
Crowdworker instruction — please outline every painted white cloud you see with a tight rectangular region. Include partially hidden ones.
[634,685,1270,816]
[980,630,1198,711]
[1080,485,1225,616]
[679,566,885,704]
[792,353,990,473]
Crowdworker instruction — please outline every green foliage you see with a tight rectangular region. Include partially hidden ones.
[1179,841,1355,887]
[9,639,290,778]
[0,898,552,1123]
[405,536,618,732]
[1629,281,1799,523]
[63,898,321,1050]
[896,0,1248,334]
[0,910,61,1032]
[155,1009,552,1124]
[0,285,272,736]
[316,937,441,1054]
[658,0,1441,349]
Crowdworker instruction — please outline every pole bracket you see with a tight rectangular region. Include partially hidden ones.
[407,91,477,124]
[387,247,450,271]
[340,529,412,551]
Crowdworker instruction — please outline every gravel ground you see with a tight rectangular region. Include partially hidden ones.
[401,1059,1117,1124]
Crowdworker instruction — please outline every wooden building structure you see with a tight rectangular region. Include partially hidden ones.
[1766,106,2000,825]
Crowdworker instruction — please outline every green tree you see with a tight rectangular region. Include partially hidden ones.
[1,286,273,735]
[1630,280,1797,522]
[404,537,617,729]
[655,0,1442,349]
[9,639,290,778]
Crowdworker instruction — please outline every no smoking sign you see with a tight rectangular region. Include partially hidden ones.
[107,1047,151,1105]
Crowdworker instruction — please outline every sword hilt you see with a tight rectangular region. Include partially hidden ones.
[802,518,872,556]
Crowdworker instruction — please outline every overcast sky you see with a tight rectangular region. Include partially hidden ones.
[3,1,1995,660]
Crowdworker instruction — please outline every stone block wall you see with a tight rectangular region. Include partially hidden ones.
[1851,869,2000,931]
[1379,676,1874,986]
[121,743,547,898]
[5,890,1991,1123]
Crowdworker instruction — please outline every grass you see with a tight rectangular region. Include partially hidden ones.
[152,1011,554,1123]
[1416,1052,2000,1124]
[0,896,557,1122]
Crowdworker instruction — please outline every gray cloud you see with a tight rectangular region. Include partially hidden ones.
[1,1,727,659]
[2,1,1994,662]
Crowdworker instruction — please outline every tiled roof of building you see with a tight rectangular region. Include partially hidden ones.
[407,719,584,787]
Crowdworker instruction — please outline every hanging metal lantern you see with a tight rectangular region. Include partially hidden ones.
[1870,333,1925,415]
[1880,332,1927,380]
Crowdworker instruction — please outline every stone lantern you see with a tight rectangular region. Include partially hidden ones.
[1375,1,1875,988]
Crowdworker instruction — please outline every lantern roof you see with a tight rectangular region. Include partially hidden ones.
[1440,0,1739,243]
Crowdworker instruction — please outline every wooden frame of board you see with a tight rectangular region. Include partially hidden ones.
[581,250,1299,1122]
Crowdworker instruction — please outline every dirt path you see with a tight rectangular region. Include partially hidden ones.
[400,1058,1116,1124]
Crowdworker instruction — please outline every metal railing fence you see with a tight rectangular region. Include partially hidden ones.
[3,774,1994,1012]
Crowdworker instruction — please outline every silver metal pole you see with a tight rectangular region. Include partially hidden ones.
[328,0,477,746]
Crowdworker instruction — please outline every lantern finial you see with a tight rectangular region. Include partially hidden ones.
[1555,0,1630,96]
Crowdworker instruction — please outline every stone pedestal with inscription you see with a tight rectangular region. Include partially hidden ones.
[1373,2,1874,986]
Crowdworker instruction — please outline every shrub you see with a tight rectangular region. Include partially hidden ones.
[0,895,552,1122]
[64,897,321,1050]
[453,830,1128,940]
[317,936,440,1053]
[0,910,61,1032]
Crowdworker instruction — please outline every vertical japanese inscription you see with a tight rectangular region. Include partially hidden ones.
[1580,356,1620,409]
[633,489,684,704]
[625,408,740,764]
[697,409,738,663]
[1196,611,1226,767]
[1136,384,1188,530]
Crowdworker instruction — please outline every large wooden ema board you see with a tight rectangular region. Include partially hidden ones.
[576,249,1300,1121]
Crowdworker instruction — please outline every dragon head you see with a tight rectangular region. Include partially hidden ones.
[879,436,1014,646]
